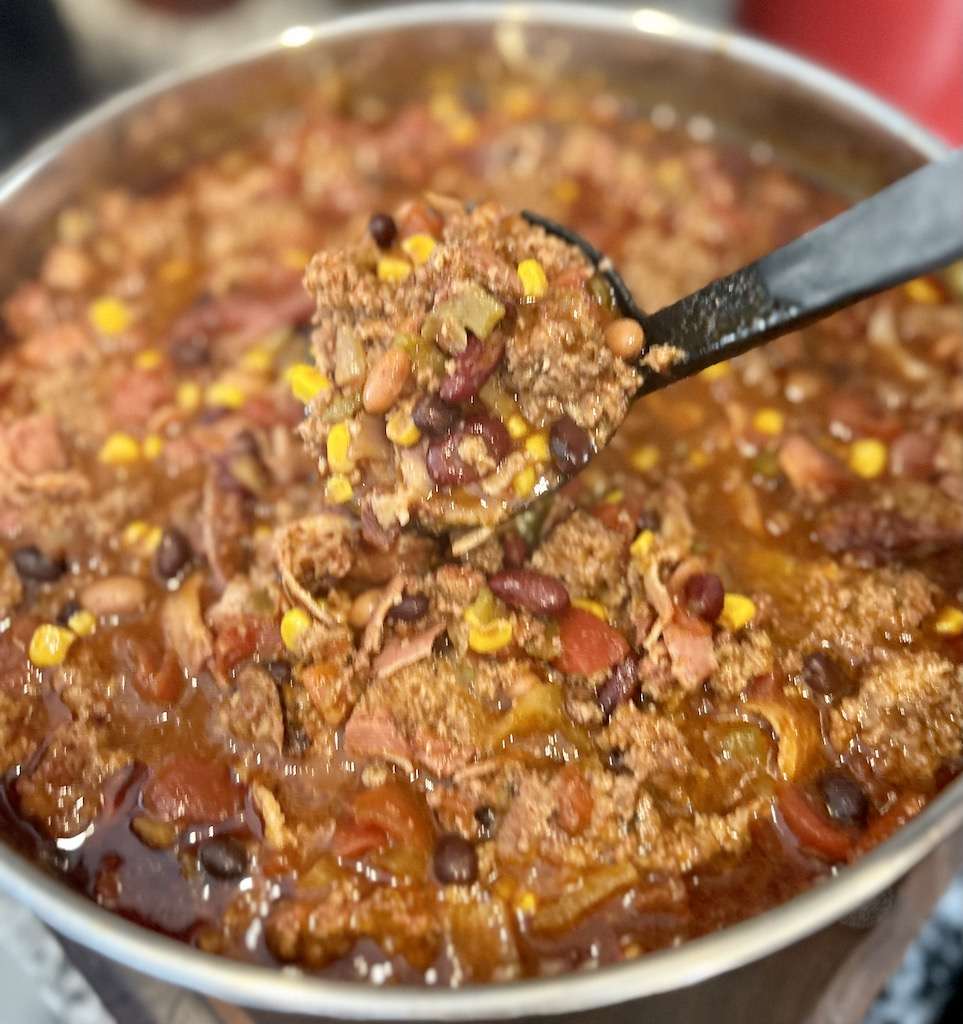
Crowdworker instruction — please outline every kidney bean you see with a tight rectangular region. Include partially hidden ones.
[890,431,937,480]
[386,593,429,623]
[426,412,510,487]
[439,333,504,403]
[489,568,569,615]
[368,212,397,249]
[433,832,478,885]
[800,650,856,700]
[501,531,528,569]
[412,393,457,436]
[597,654,640,721]
[819,770,869,828]
[81,575,148,616]
[681,572,724,622]
[550,415,593,475]
[363,347,411,414]
[12,544,66,583]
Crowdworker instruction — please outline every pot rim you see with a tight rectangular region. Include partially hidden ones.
[0,3,953,1019]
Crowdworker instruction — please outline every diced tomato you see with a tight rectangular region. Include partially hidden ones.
[143,755,242,824]
[213,616,281,677]
[115,632,185,704]
[330,819,389,858]
[351,780,434,854]
[555,607,630,676]
[776,785,853,862]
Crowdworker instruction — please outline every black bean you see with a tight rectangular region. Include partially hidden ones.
[636,509,662,533]
[800,651,855,700]
[819,770,869,828]
[597,655,640,721]
[607,747,631,774]
[56,599,82,626]
[412,393,457,436]
[154,528,193,580]
[474,805,496,838]
[681,573,725,623]
[263,659,292,684]
[550,415,593,475]
[199,836,249,880]
[386,593,429,623]
[433,833,478,885]
[368,212,397,249]
[432,630,454,657]
[489,568,569,616]
[12,545,66,583]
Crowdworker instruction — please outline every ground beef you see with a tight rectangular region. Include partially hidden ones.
[830,653,963,785]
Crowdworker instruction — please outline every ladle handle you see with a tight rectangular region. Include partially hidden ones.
[638,148,963,392]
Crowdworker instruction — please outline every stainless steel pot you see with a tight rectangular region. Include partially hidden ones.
[0,5,954,1022]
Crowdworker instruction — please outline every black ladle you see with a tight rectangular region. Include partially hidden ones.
[524,148,963,398]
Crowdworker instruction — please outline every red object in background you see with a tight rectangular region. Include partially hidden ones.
[739,0,963,143]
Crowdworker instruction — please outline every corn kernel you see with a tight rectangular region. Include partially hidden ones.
[66,610,96,637]
[88,296,131,335]
[630,444,660,472]
[285,362,331,404]
[464,588,496,629]
[385,410,421,447]
[688,449,710,469]
[122,520,149,547]
[630,529,655,560]
[848,438,887,479]
[280,607,311,652]
[753,408,785,436]
[934,606,963,637]
[98,432,141,465]
[700,361,730,382]
[28,624,76,668]
[601,488,624,505]
[281,248,310,271]
[517,258,548,299]
[448,114,479,145]
[506,414,530,440]
[719,593,756,632]
[429,91,461,121]
[525,431,550,462]
[325,475,354,504]
[571,598,608,621]
[240,346,274,373]
[501,85,536,119]
[514,890,538,914]
[468,618,513,654]
[326,421,353,473]
[158,259,191,284]
[552,178,580,204]
[142,433,164,460]
[377,257,411,283]
[176,381,202,412]
[904,278,941,304]
[401,233,437,265]
[134,348,162,371]
[205,380,246,410]
[513,465,537,499]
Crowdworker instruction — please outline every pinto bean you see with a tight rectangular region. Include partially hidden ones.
[81,575,148,616]
[489,568,569,615]
[439,334,504,403]
[349,587,385,630]
[363,347,411,414]
[604,318,645,359]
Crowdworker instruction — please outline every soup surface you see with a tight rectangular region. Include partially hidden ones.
[0,63,961,985]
